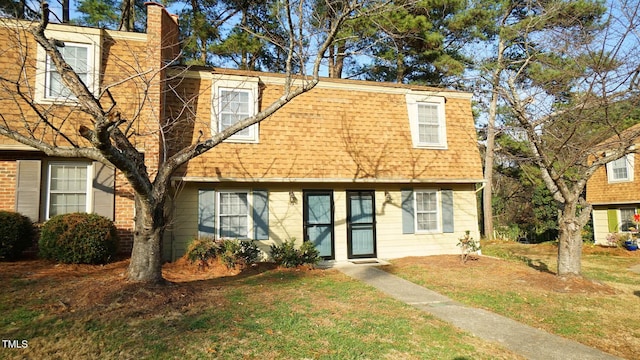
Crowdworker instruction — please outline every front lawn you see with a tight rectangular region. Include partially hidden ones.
[0,258,520,359]
[384,241,640,359]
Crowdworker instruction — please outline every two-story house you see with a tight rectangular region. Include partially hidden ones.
[0,3,483,263]
[587,126,640,245]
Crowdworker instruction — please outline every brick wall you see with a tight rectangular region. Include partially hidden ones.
[0,159,16,211]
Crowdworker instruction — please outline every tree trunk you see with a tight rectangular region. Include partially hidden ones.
[556,201,591,276]
[127,197,166,283]
[483,37,504,241]
[482,119,496,240]
[557,217,582,276]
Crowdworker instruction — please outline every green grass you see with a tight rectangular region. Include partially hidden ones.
[386,242,640,359]
[0,262,519,359]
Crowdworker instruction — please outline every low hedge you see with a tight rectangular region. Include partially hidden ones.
[0,211,34,261]
[39,213,118,264]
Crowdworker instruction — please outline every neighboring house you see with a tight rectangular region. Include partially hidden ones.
[587,136,640,245]
[0,3,178,250]
[0,4,484,263]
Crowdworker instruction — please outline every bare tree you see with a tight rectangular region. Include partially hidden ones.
[0,0,388,283]
[491,0,640,276]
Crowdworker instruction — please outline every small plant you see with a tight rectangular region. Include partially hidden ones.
[218,239,260,269]
[0,211,35,261]
[185,238,260,270]
[605,233,621,247]
[457,230,480,263]
[186,238,217,270]
[269,238,319,268]
[39,213,118,264]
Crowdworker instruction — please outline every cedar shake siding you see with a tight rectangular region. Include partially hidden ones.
[586,128,640,244]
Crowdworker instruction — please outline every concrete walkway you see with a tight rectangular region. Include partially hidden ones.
[337,264,622,360]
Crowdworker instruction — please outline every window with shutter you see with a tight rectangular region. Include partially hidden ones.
[46,162,91,218]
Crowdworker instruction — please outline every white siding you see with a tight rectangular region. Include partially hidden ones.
[164,183,481,262]
[592,208,610,245]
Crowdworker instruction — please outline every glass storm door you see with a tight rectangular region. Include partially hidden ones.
[347,191,377,259]
[303,191,334,260]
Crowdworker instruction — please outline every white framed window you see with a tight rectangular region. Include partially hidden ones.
[619,208,637,232]
[406,94,447,149]
[35,29,101,104]
[217,190,250,238]
[414,189,440,232]
[212,76,260,143]
[46,162,92,219]
[607,154,634,183]
[45,43,91,99]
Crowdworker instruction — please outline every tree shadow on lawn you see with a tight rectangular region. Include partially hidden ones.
[513,254,554,274]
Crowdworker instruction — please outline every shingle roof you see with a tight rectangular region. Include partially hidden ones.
[169,70,483,184]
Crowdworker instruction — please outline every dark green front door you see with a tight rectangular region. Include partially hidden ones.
[347,191,376,259]
[303,191,334,260]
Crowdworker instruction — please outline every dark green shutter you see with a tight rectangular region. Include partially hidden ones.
[401,189,414,234]
[198,189,216,238]
[92,161,115,220]
[15,160,41,222]
[441,189,454,233]
[253,190,269,240]
[607,209,618,232]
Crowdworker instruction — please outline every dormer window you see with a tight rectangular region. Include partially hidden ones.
[46,43,91,99]
[34,29,101,104]
[212,76,260,143]
[406,94,447,149]
[607,154,634,183]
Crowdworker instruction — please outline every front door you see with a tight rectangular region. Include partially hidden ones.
[303,191,334,260]
[347,191,377,259]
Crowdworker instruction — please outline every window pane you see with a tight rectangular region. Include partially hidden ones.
[415,191,438,231]
[219,90,251,136]
[50,193,86,217]
[612,157,629,180]
[219,192,248,238]
[620,208,636,231]
[46,45,89,98]
[417,104,439,144]
[417,212,437,231]
[416,192,437,211]
[49,164,88,217]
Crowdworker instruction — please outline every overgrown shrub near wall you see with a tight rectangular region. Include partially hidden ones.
[186,238,260,269]
[270,239,320,268]
[0,211,34,261]
[39,213,118,264]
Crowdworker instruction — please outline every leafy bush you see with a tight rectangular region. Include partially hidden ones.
[39,213,118,264]
[185,238,260,270]
[0,211,34,261]
[186,238,217,263]
[270,238,320,268]
[217,239,260,269]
